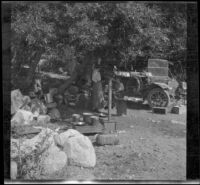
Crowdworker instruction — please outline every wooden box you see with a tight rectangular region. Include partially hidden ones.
[103,121,117,134]
[171,105,186,114]
[152,107,168,114]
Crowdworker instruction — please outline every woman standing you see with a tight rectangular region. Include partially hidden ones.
[91,63,104,112]
[114,79,127,116]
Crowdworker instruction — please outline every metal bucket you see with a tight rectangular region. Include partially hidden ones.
[83,113,93,125]
[90,116,99,125]
[72,114,81,122]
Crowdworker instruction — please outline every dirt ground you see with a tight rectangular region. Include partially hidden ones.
[43,102,186,181]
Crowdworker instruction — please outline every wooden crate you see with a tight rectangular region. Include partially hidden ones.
[103,121,117,134]
[171,105,186,114]
[152,107,168,114]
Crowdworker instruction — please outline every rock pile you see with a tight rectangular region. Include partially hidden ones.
[11,89,61,126]
[11,89,96,179]
[11,128,96,179]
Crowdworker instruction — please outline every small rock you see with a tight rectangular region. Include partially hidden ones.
[11,89,24,115]
[115,153,122,158]
[54,134,63,148]
[37,115,51,125]
[103,161,109,166]
[171,120,185,125]
[11,109,34,126]
[117,130,126,134]
[116,144,124,148]
[138,153,142,158]
[48,108,61,120]
[29,91,36,98]
[30,98,47,115]
[23,95,31,104]
[10,161,17,179]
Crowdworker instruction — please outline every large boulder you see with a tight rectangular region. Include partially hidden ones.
[58,129,96,168]
[11,109,34,126]
[11,127,68,177]
[40,143,67,175]
[11,128,57,159]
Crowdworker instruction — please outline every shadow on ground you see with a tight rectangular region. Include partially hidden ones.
[127,102,151,110]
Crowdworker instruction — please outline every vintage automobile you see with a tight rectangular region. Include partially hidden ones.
[114,59,179,108]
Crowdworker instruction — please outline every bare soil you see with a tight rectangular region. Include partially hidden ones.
[46,102,186,181]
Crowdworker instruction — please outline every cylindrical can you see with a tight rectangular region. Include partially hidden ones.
[83,113,93,125]
[72,114,81,122]
[90,116,99,125]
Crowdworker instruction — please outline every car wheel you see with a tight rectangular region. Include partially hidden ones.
[147,88,170,108]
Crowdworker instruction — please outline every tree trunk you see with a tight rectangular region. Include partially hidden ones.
[15,49,44,92]
[26,51,43,83]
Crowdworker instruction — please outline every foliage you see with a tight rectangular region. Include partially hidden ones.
[12,128,53,179]
[11,2,187,89]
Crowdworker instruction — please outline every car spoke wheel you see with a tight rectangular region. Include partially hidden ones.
[147,88,170,108]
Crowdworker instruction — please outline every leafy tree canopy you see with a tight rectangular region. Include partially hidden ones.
[11,1,187,90]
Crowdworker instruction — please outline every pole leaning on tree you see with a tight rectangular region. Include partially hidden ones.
[108,77,112,121]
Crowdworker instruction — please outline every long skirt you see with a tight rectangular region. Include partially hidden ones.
[116,99,127,116]
[92,81,104,111]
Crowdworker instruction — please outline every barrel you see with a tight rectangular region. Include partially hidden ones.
[96,134,119,146]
